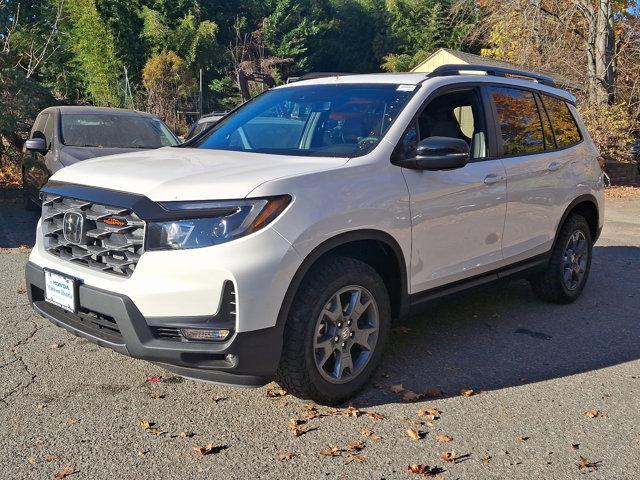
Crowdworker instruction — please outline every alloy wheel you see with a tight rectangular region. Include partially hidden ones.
[561,230,589,291]
[312,285,379,384]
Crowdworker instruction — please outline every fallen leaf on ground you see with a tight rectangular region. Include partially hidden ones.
[406,464,445,476]
[64,418,78,425]
[17,287,26,294]
[278,452,294,461]
[138,420,152,429]
[481,454,491,465]
[49,343,64,349]
[390,384,404,393]
[145,376,162,383]
[302,403,323,420]
[423,388,444,398]
[179,431,194,438]
[417,407,441,418]
[319,447,340,457]
[516,436,529,444]
[346,441,365,452]
[406,429,423,441]
[53,465,76,479]
[191,443,223,456]
[361,428,382,441]
[266,385,287,397]
[583,409,602,418]
[403,390,421,402]
[45,454,60,462]
[440,450,457,463]
[577,455,601,471]
[149,393,165,399]
[288,418,311,437]
[436,434,453,443]
[367,411,385,420]
[343,405,362,417]
[138,420,165,436]
[460,388,474,397]
[344,452,366,463]
[27,457,36,465]
[19,245,30,253]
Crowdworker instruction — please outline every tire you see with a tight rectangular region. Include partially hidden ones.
[530,214,593,304]
[276,256,390,405]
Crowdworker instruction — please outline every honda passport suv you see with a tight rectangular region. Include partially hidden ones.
[26,65,605,405]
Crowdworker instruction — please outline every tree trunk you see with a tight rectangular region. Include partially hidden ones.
[581,0,616,105]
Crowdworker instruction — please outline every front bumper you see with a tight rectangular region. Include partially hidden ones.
[26,262,282,387]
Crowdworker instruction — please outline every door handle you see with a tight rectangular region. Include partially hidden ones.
[484,173,505,185]
[547,161,561,172]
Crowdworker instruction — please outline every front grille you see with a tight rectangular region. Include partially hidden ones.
[42,194,145,277]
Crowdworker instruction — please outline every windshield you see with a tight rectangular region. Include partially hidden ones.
[61,114,178,149]
[195,84,416,157]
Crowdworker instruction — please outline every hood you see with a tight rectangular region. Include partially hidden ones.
[59,145,148,167]
[50,147,349,201]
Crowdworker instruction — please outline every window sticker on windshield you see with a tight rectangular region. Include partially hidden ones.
[397,85,417,92]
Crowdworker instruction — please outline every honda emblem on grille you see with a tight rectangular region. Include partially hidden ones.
[63,211,85,244]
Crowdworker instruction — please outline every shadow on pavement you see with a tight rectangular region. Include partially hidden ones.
[0,198,40,248]
[357,245,640,406]
[1,198,638,407]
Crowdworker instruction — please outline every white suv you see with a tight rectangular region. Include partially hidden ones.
[26,65,605,405]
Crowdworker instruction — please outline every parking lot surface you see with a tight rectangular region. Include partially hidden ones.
[0,196,639,479]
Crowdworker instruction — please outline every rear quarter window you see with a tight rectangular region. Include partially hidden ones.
[541,95,582,148]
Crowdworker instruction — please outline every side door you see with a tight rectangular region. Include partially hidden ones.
[399,86,507,293]
[488,86,575,262]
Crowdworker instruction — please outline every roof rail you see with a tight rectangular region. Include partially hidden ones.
[428,64,556,88]
[287,72,354,83]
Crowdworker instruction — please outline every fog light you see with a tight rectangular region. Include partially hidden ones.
[180,328,230,341]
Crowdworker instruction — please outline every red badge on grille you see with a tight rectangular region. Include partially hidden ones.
[102,217,128,227]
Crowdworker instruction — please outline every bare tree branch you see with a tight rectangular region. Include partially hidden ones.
[15,0,64,78]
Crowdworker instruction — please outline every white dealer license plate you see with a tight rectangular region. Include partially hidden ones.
[44,270,77,313]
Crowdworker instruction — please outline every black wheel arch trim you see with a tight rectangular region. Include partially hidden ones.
[553,194,601,247]
[275,229,410,328]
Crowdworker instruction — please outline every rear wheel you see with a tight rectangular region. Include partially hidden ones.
[530,214,592,304]
[276,256,390,405]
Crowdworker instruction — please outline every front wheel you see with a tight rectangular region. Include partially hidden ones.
[276,256,390,405]
[530,214,593,304]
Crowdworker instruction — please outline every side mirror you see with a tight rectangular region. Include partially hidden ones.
[401,136,470,170]
[25,137,47,153]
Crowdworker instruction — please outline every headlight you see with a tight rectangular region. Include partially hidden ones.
[146,195,291,250]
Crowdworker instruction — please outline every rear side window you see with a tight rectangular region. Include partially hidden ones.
[541,95,582,148]
[489,87,544,156]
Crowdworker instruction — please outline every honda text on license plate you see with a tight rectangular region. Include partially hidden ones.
[44,270,77,313]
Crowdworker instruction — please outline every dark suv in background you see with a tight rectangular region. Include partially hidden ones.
[23,106,178,209]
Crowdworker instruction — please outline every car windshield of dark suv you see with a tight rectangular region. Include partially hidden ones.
[61,114,178,149]
[195,84,417,157]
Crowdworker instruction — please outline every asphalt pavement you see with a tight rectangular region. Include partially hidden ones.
[0,195,638,479]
